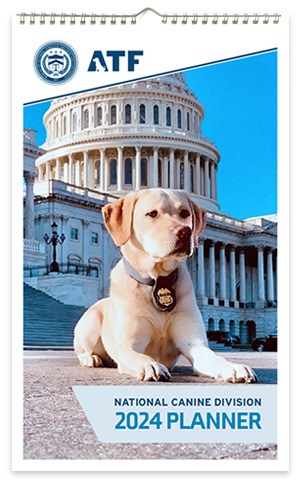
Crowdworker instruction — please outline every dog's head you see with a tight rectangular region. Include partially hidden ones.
[102,189,206,265]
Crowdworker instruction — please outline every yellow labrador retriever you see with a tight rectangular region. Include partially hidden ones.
[74,189,257,383]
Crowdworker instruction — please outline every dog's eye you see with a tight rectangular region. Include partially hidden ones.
[146,210,158,218]
[179,209,190,219]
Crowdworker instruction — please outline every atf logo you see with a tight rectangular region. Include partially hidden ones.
[34,41,78,85]
[88,50,144,72]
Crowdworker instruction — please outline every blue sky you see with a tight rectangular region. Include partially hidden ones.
[185,51,277,219]
[24,51,277,220]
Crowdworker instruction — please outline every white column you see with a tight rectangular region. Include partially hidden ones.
[267,248,274,301]
[219,244,227,300]
[200,159,204,195]
[63,161,68,183]
[184,150,189,192]
[163,155,168,187]
[104,154,108,191]
[153,147,158,187]
[209,241,216,299]
[230,246,237,301]
[37,166,42,182]
[75,160,81,186]
[135,146,141,190]
[100,148,105,192]
[169,148,175,189]
[24,173,35,240]
[257,246,265,301]
[89,157,95,188]
[45,161,50,181]
[56,158,62,181]
[117,146,123,191]
[204,157,209,197]
[83,151,89,188]
[149,154,153,187]
[195,154,201,195]
[239,249,246,302]
[68,154,73,184]
[211,161,216,199]
[197,238,205,297]
[176,157,181,188]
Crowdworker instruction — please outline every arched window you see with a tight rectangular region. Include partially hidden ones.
[219,319,225,331]
[180,162,184,189]
[125,104,131,124]
[208,318,215,331]
[97,106,103,126]
[83,109,89,129]
[72,112,77,131]
[187,112,190,131]
[177,109,182,129]
[141,158,148,186]
[166,107,171,127]
[67,254,82,274]
[110,105,117,125]
[109,159,117,186]
[88,258,102,278]
[153,105,159,125]
[229,320,235,336]
[190,164,195,193]
[55,120,59,138]
[139,104,146,124]
[124,158,132,186]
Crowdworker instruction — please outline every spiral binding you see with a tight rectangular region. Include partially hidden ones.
[18,9,280,25]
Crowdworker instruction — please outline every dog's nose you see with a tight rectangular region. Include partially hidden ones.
[175,226,192,240]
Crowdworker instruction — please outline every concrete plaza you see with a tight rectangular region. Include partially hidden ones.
[23,350,277,461]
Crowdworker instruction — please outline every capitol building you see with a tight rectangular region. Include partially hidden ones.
[23,72,277,345]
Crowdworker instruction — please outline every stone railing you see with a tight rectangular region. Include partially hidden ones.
[44,125,217,150]
[23,239,45,253]
[35,179,119,202]
[206,212,262,231]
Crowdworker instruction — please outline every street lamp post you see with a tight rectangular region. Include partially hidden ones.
[44,222,66,273]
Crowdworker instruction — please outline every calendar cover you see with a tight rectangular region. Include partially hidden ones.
[12,9,289,471]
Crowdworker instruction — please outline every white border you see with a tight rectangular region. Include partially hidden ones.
[8,0,293,476]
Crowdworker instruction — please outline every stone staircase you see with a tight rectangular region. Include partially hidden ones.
[23,283,86,348]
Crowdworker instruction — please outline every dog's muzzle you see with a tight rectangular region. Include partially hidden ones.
[174,226,192,254]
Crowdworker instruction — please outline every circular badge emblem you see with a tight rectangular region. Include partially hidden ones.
[34,41,78,85]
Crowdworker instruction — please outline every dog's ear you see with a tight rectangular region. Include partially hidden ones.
[102,191,139,247]
[190,201,206,246]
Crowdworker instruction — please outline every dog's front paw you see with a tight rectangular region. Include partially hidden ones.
[214,358,257,383]
[138,361,171,382]
[78,354,103,368]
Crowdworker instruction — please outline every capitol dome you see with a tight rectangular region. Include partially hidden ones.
[36,72,220,211]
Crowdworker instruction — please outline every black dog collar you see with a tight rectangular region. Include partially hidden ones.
[122,258,178,312]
